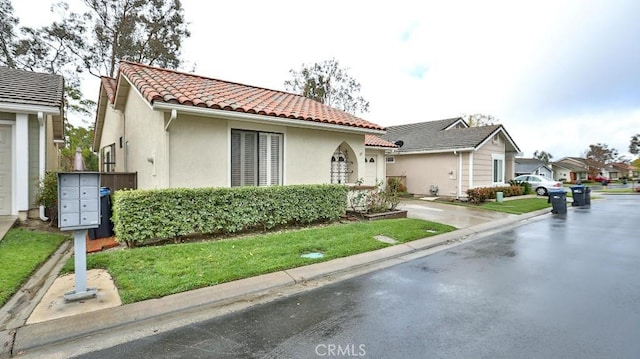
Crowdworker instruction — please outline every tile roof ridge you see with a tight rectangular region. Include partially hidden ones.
[118,61,304,99]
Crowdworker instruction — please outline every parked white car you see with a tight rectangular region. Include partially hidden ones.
[513,175,564,196]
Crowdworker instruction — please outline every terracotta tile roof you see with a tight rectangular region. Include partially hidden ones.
[365,134,397,148]
[101,77,117,103]
[113,61,384,131]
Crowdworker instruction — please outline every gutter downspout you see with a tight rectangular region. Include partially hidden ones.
[164,109,177,188]
[454,150,462,199]
[38,112,48,221]
[121,110,127,172]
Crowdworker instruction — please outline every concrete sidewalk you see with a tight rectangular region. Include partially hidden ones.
[0,203,556,358]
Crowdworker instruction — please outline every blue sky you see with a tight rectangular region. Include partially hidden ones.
[13,0,640,159]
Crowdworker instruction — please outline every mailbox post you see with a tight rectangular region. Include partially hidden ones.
[58,172,101,302]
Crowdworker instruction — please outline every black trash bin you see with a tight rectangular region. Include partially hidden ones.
[570,185,586,207]
[89,187,115,239]
[548,190,567,214]
[584,187,591,206]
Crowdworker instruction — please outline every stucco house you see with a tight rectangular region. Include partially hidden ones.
[515,158,553,177]
[609,162,636,180]
[552,156,620,182]
[0,67,65,219]
[93,62,387,190]
[382,118,521,198]
[552,157,588,182]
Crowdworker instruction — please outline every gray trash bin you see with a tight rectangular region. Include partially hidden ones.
[548,190,567,214]
[584,187,591,206]
[570,185,586,207]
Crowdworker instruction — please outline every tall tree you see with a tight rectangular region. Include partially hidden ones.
[461,113,499,127]
[0,0,19,68]
[533,150,553,163]
[630,134,640,156]
[1,0,96,119]
[54,0,191,78]
[284,58,370,115]
[585,143,618,178]
[59,123,99,171]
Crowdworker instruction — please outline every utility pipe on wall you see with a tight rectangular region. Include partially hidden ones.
[38,112,48,221]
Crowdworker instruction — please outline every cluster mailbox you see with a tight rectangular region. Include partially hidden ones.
[58,172,101,231]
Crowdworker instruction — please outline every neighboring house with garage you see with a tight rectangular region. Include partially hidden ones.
[93,62,386,190]
[382,118,521,198]
[515,158,553,177]
[0,67,65,219]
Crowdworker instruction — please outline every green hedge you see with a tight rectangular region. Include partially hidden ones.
[466,185,524,203]
[112,184,348,246]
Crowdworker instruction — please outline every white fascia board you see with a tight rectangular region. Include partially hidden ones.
[395,147,475,155]
[0,102,60,115]
[365,145,397,150]
[152,102,386,135]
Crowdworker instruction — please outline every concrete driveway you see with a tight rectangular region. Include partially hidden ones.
[399,198,517,229]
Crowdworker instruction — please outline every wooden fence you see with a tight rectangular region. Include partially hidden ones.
[100,172,137,192]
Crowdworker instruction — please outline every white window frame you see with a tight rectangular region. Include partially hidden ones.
[386,156,395,163]
[492,153,505,185]
[231,129,283,187]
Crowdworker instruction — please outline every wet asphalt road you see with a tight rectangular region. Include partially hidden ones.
[76,195,640,358]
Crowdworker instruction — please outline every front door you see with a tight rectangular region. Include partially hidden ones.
[0,125,11,215]
[365,155,377,186]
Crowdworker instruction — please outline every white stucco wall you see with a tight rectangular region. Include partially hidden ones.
[286,127,364,185]
[166,114,229,187]
[121,89,166,189]
[98,104,125,172]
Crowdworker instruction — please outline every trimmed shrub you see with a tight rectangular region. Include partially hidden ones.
[467,185,525,203]
[112,184,348,247]
[508,179,532,194]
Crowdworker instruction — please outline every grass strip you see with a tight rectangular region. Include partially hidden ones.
[437,197,552,215]
[478,198,552,214]
[0,228,68,307]
[63,218,454,304]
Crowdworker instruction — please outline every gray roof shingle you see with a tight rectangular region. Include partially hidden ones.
[0,67,64,108]
[515,158,547,173]
[383,118,511,153]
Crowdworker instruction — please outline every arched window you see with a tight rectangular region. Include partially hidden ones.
[331,148,349,184]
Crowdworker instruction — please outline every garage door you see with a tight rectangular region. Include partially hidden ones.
[0,125,11,215]
[364,155,377,186]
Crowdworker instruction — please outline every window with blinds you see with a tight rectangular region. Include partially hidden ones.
[231,130,282,187]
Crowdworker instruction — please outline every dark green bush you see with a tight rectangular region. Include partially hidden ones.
[112,184,348,246]
[508,179,532,194]
[35,171,58,208]
[467,184,525,203]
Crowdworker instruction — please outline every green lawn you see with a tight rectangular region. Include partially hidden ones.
[62,218,454,304]
[479,197,551,214]
[438,197,552,215]
[0,228,68,307]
